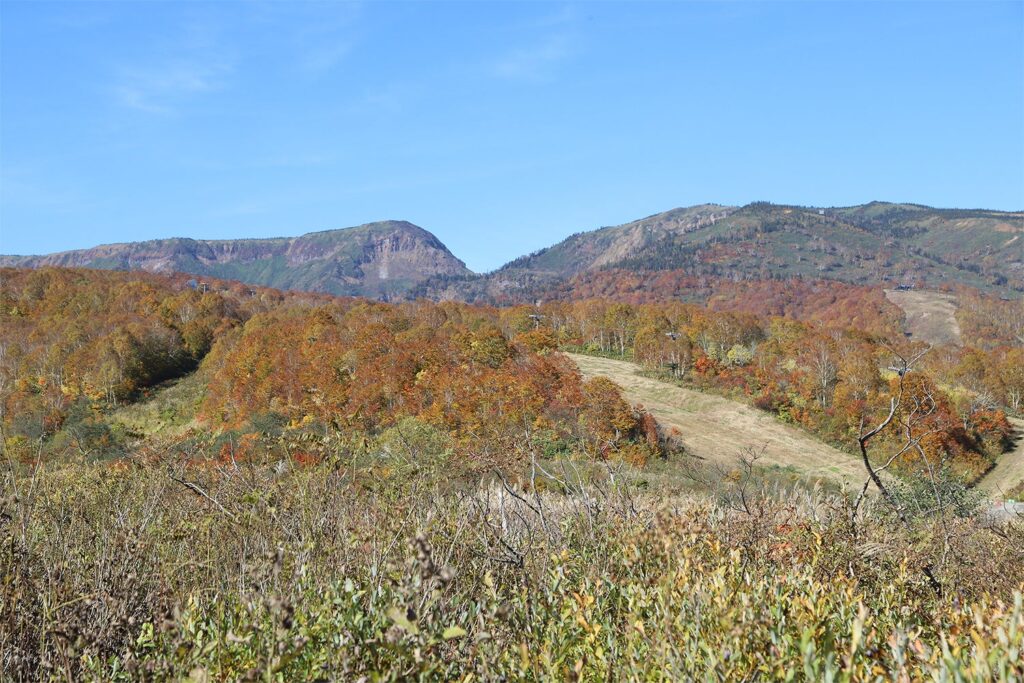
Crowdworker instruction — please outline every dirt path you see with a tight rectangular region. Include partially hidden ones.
[978,417,1024,497]
[567,353,867,488]
[884,289,961,347]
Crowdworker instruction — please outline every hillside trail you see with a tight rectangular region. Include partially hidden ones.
[566,353,867,489]
[978,417,1024,498]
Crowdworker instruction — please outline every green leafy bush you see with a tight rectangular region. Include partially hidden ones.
[2,456,1022,681]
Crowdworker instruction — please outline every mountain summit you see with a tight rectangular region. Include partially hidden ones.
[0,221,472,298]
[4,202,1021,301]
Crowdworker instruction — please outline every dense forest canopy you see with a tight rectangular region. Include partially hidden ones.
[1,266,1018,483]
[0,268,661,471]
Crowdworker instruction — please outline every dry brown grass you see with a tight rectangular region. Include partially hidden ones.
[980,416,1024,497]
[884,288,962,347]
[2,453,1023,681]
[567,353,868,488]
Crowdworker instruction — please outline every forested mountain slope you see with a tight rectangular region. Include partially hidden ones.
[417,202,1023,302]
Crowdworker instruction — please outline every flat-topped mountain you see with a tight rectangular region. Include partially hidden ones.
[1,221,472,298]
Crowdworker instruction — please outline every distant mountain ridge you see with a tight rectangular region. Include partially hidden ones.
[0,220,472,298]
[4,202,1021,300]
[414,201,1023,302]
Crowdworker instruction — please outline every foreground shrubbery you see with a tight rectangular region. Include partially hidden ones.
[3,454,1022,681]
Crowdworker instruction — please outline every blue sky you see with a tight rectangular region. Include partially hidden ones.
[1,1,1022,272]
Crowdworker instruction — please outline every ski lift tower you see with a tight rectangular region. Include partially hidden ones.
[664,332,683,374]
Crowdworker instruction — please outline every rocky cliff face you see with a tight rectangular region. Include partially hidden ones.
[5,202,1021,303]
[409,202,1023,302]
[1,221,472,299]
[492,204,736,279]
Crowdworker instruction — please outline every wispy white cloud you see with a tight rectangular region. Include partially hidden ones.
[248,1,362,76]
[492,33,576,83]
[527,3,579,30]
[297,40,354,75]
[345,81,425,116]
[112,60,231,114]
[106,9,237,114]
[490,5,580,83]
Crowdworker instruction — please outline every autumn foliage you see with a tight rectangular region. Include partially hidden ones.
[526,297,1014,480]
[0,268,659,469]
[198,301,658,468]
[1,267,1015,480]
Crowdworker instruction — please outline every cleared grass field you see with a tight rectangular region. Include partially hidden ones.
[884,288,962,347]
[979,417,1024,497]
[567,353,868,488]
[106,370,205,440]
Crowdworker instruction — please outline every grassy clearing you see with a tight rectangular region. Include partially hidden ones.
[567,353,868,489]
[979,417,1024,498]
[884,289,962,347]
[105,370,207,441]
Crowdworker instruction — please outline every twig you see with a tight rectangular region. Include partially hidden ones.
[168,472,239,524]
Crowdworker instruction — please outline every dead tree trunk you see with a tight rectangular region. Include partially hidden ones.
[854,346,943,595]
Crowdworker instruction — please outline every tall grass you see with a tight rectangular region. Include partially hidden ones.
[2,454,1022,681]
